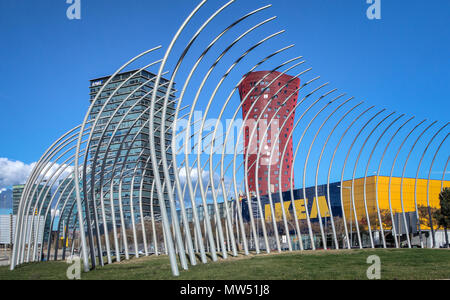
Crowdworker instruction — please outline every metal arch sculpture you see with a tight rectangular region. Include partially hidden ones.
[10,0,450,277]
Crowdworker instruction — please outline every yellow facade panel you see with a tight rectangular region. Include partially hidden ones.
[342,176,450,229]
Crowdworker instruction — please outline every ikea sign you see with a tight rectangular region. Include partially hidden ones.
[241,182,343,223]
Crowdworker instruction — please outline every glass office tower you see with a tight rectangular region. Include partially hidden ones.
[89,69,176,227]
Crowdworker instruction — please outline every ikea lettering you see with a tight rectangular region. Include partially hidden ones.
[241,182,342,223]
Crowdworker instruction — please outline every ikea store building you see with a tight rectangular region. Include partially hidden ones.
[241,176,450,249]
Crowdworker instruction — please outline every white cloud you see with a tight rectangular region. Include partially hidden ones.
[177,166,232,205]
[0,158,36,189]
[0,158,74,190]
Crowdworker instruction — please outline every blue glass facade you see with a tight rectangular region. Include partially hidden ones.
[241,182,342,222]
[89,70,176,227]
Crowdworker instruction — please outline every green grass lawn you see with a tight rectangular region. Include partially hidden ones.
[1,249,449,280]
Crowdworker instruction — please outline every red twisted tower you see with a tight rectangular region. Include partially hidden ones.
[238,71,299,196]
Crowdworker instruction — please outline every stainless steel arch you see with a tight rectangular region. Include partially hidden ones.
[365,114,406,249]
[10,0,450,278]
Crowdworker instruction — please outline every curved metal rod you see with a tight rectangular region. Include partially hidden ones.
[256,72,320,252]
[40,171,76,261]
[198,26,284,259]
[176,3,276,260]
[303,96,353,250]
[194,21,283,260]
[89,69,170,263]
[15,125,91,265]
[30,136,93,262]
[387,119,426,249]
[164,130,225,257]
[213,45,296,256]
[235,59,308,253]
[11,122,89,269]
[342,108,386,249]
[51,146,129,262]
[88,64,171,260]
[184,16,281,261]
[329,106,375,249]
[167,1,267,264]
[427,132,450,248]
[442,156,450,191]
[246,68,308,253]
[227,58,305,254]
[48,180,75,260]
[98,94,179,262]
[150,0,238,274]
[32,150,88,262]
[19,129,91,264]
[282,81,330,250]
[413,122,449,248]
[376,116,415,248]
[87,73,186,262]
[300,93,345,250]
[318,101,363,249]
[280,87,338,250]
[351,111,396,249]
[54,188,78,261]
[134,116,219,259]
[127,109,191,259]
[365,114,405,248]
[400,121,437,248]
[252,67,314,253]
[75,45,163,272]
[52,166,101,262]
[279,84,335,251]
[88,98,175,263]
[85,57,165,269]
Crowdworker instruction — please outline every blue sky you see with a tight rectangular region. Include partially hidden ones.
[0,0,449,190]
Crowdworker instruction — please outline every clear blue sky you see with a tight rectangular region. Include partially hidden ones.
[0,0,449,188]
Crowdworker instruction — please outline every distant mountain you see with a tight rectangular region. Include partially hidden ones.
[0,189,13,211]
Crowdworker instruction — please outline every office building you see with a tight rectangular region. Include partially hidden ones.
[89,69,176,226]
[238,71,300,195]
